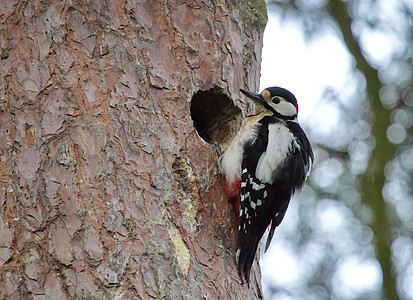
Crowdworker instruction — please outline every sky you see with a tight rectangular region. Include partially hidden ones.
[259,13,356,139]
[258,8,384,300]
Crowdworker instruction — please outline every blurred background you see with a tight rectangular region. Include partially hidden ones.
[259,0,413,299]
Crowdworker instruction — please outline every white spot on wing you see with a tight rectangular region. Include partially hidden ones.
[257,199,262,206]
[250,202,256,210]
[252,181,261,191]
[263,191,267,199]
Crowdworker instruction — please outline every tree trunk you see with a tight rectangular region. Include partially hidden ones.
[0,0,267,298]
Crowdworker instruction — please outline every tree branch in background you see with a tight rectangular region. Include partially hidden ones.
[327,0,398,299]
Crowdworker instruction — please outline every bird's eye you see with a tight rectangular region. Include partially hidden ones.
[271,96,281,104]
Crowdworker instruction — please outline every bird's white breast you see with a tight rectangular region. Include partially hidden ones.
[220,117,261,183]
[255,123,299,183]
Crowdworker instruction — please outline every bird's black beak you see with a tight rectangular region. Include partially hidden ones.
[240,88,265,106]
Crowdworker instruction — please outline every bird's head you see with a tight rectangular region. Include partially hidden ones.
[240,87,299,119]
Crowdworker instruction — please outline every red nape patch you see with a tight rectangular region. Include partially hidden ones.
[295,103,299,114]
[224,179,241,216]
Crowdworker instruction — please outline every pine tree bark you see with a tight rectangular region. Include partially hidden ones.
[0,0,267,298]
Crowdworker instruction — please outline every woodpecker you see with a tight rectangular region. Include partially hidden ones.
[220,86,313,285]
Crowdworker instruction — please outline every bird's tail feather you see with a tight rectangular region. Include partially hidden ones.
[237,235,260,286]
[264,220,277,252]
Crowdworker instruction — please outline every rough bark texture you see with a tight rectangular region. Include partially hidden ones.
[0,0,266,299]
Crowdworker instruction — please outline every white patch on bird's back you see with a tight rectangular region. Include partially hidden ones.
[220,118,261,183]
[255,123,300,183]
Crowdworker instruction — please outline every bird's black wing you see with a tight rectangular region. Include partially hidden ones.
[263,121,313,251]
[238,117,288,285]
[237,117,313,285]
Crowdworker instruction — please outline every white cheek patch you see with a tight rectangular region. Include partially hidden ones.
[269,100,297,117]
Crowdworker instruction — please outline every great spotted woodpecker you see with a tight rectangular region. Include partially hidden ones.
[220,87,313,285]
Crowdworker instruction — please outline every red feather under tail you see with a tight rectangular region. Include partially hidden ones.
[224,179,241,216]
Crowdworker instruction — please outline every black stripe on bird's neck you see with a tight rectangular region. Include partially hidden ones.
[272,111,297,121]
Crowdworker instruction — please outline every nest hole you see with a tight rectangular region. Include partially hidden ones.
[190,88,241,150]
